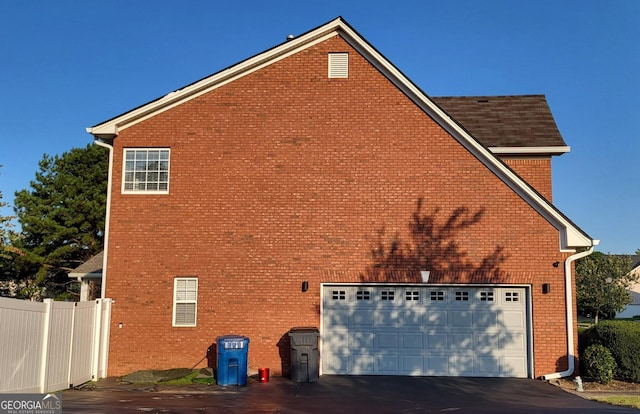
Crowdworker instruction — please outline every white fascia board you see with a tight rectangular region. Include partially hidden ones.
[336,24,595,251]
[489,146,571,155]
[86,125,118,139]
[87,18,346,137]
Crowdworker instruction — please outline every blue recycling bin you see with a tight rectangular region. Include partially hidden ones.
[216,335,250,386]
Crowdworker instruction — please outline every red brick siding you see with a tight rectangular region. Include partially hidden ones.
[104,35,573,378]
[501,157,553,201]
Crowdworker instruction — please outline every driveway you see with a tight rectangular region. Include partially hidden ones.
[61,375,639,413]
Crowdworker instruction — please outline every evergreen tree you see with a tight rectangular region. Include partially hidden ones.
[13,144,108,299]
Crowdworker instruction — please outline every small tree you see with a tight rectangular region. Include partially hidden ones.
[576,252,639,324]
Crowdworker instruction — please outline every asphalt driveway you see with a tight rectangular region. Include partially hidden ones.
[62,375,639,413]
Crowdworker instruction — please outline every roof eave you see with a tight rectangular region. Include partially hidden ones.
[490,146,571,155]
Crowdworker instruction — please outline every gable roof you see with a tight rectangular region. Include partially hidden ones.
[87,17,597,251]
[68,251,103,279]
[432,95,569,155]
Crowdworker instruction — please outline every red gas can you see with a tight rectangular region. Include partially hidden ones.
[258,367,270,383]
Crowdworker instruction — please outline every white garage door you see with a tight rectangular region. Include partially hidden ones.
[321,285,530,378]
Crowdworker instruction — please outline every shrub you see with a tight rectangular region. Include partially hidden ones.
[582,344,616,384]
[580,320,640,382]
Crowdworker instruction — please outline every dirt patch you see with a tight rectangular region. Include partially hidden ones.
[552,377,640,393]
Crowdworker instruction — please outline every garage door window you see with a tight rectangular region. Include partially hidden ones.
[480,291,495,302]
[356,290,371,300]
[430,290,445,301]
[455,291,470,301]
[332,290,346,300]
[381,290,395,301]
[505,291,520,302]
[405,290,420,301]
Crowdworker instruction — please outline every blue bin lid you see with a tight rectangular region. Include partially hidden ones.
[217,335,249,349]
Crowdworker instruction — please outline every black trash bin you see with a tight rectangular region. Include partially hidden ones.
[288,327,320,382]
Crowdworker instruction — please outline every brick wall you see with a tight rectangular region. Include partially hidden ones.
[501,157,553,201]
[104,35,573,378]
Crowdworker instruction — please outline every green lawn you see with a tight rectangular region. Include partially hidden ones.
[592,396,640,409]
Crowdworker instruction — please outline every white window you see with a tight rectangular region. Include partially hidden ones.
[123,148,170,193]
[173,277,198,327]
[328,53,348,78]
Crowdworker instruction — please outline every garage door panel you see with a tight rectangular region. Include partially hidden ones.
[399,308,424,326]
[324,308,350,326]
[426,332,448,350]
[476,333,500,354]
[401,355,424,374]
[426,356,449,375]
[322,285,529,378]
[402,332,423,349]
[351,354,376,374]
[451,310,473,327]
[449,356,474,375]
[378,332,399,348]
[476,356,500,375]
[351,309,375,326]
[349,331,375,349]
[502,356,527,377]
[323,353,349,373]
[501,332,526,352]
[502,310,525,328]
[377,354,399,372]
[426,310,448,326]
[377,309,400,327]
[475,311,498,328]
[451,333,474,350]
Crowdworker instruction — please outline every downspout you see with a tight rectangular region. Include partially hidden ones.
[94,138,114,299]
[541,243,598,380]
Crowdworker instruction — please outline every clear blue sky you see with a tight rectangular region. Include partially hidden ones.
[1,1,638,254]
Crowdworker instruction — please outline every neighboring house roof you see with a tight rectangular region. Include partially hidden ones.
[432,95,570,155]
[68,251,103,279]
[87,16,597,251]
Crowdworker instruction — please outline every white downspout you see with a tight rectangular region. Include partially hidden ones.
[94,138,114,299]
[541,243,598,380]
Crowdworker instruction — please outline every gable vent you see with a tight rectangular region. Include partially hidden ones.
[328,53,348,78]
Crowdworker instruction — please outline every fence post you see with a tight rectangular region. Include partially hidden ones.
[66,302,78,389]
[39,299,53,393]
[98,299,112,379]
[91,299,101,380]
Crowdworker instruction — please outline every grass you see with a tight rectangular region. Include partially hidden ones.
[159,370,215,386]
[591,396,640,409]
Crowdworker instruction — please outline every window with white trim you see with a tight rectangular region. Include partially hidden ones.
[173,277,198,327]
[123,148,170,193]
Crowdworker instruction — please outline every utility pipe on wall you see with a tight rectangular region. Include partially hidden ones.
[541,243,597,380]
[94,138,114,299]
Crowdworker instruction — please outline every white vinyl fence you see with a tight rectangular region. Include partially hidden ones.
[0,297,112,393]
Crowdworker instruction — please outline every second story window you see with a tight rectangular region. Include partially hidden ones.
[123,148,170,193]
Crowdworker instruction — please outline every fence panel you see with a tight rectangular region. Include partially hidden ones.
[0,298,46,393]
[69,301,98,386]
[0,297,111,393]
[44,301,75,392]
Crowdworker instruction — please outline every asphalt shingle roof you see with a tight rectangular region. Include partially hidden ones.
[431,95,567,149]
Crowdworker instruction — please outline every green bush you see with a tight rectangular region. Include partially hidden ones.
[582,344,616,384]
[580,320,640,382]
